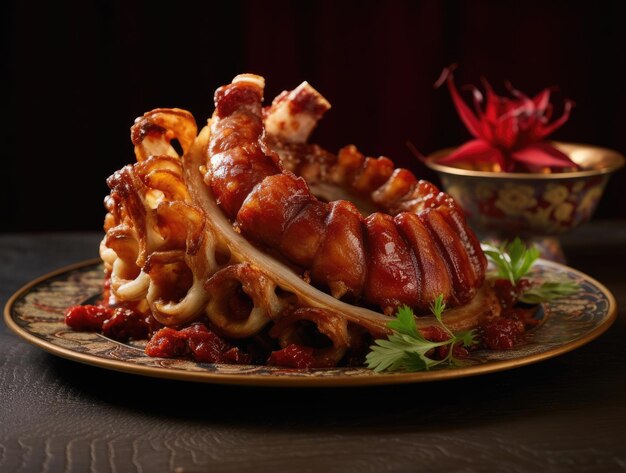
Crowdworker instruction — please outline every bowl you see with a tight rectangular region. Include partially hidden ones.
[425,142,624,259]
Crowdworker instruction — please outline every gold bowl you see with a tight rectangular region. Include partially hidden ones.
[425,142,624,258]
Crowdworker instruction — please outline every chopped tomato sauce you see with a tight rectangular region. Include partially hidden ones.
[479,317,525,350]
[65,305,113,331]
[492,278,532,315]
[267,344,316,368]
[145,323,252,364]
[102,308,160,341]
[145,328,188,358]
[65,304,161,342]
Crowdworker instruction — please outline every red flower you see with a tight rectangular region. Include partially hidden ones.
[436,67,577,172]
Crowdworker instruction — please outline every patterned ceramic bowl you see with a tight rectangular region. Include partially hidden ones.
[425,142,624,239]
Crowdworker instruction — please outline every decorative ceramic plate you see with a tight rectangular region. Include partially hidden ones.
[4,259,616,387]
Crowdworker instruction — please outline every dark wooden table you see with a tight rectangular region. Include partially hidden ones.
[2,222,626,473]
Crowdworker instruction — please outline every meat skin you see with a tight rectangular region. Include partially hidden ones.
[207,75,486,313]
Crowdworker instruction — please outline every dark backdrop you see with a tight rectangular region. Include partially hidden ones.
[3,0,625,232]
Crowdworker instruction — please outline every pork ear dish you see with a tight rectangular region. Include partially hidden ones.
[74,74,502,367]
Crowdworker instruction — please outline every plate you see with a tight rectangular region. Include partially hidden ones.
[4,259,617,387]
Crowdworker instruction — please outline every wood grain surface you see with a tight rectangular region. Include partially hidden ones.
[1,225,626,473]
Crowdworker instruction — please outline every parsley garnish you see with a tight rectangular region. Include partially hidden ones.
[365,295,476,373]
[481,237,580,303]
[518,281,579,304]
[481,238,539,285]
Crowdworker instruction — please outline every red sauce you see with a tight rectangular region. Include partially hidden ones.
[181,324,228,363]
[145,328,188,358]
[65,304,161,342]
[477,278,539,350]
[267,344,316,369]
[65,305,113,331]
[492,278,531,315]
[222,347,252,365]
[479,317,525,350]
[102,308,160,342]
[145,323,252,364]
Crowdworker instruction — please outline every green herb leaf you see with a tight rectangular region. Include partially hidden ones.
[402,352,436,371]
[481,238,540,284]
[387,305,423,339]
[518,280,579,304]
[429,294,446,320]
[482,237,579,303]
[457,329,478,348]
[365,332,441,372]
[365,296,471,373]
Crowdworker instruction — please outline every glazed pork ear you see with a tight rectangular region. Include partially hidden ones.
[99,73,500,366]
[207,74,486,313]
[102,109,213,326]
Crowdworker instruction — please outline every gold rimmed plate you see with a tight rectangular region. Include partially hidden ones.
[4,259,617,387]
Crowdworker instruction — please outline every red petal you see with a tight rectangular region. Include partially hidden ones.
[467,85,485,119]
[481,78,502,123]
[436,139,497,164]
[535,99,574,139]
[512,143,578,169]
[543,103,554,121]
[494,115,520,149]
[532,88,552,111]
[439,68,483,139]
[493,149,510,171]
[506,81,535,111]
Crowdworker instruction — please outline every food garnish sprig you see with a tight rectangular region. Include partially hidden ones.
[481,238,579,303]
[365,295,476,373]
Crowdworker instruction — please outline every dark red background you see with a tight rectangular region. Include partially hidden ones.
[3,0,625,231]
